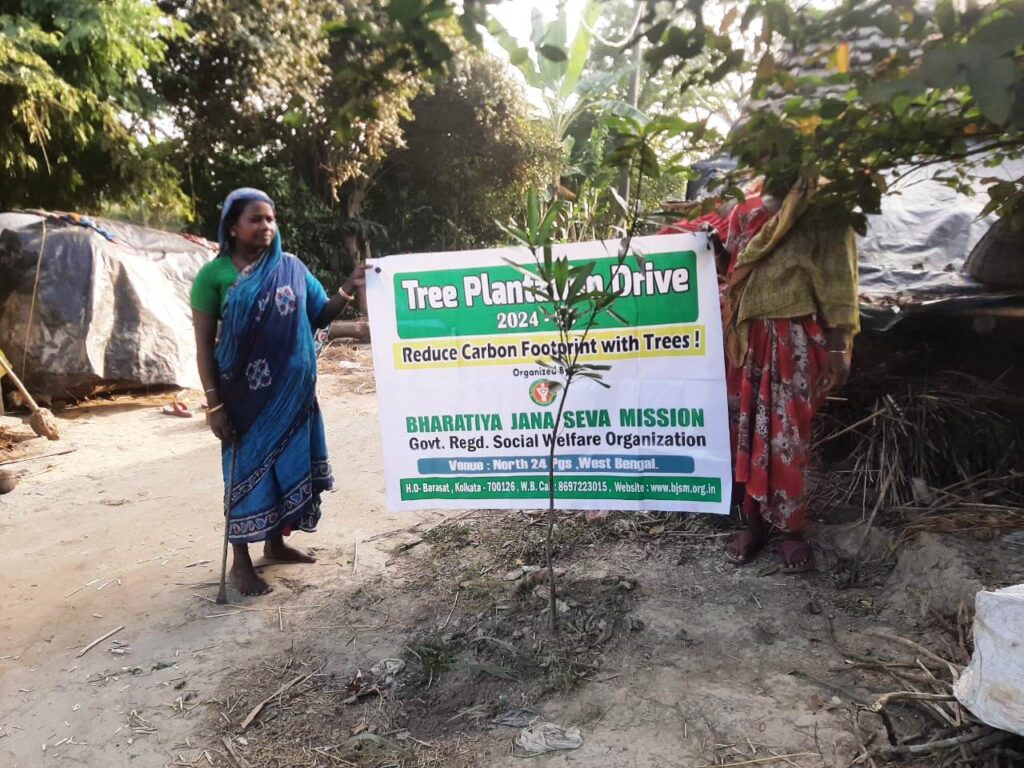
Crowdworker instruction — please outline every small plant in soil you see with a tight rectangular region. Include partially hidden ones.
[498,129,656,632]
[405,635,459,686]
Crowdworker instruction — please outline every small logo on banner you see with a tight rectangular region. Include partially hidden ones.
[529,379,559,407]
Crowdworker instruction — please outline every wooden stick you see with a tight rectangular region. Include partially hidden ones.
[221,736,254,768]
[869,728,1004,760]
[312,748,357,766]
[868,632,962,675]
[240,672,311,730]
[0,449,76,467]
[715,755,818,767]
[815,407,887,447]
[96,576,121,591]
[76,626,125,658]
[0,357,41,412]
[439,590,460,630]
[867,691,957,712]
[65,578,102,598]
[327,320,370,343]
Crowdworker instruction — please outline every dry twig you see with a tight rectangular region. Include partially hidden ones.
[76,626,125,658]
[240,672,312,730]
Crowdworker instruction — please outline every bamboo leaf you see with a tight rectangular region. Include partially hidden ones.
[554,257,569,297]
[497,221,532,247]
[537,200,565,244]
[609,186,629,214]
[566,274,587,303]
[578,372,611,387]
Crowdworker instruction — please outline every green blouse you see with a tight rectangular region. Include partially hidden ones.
[190,256,240,318]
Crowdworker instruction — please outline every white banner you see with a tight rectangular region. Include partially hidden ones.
[366,233,731,514]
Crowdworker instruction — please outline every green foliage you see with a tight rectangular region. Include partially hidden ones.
[540,1,732,243]
[590,1,744,130]
[639,0,746,90]
[405,635,459,685]
[498,165,653,631]
[639,0,1024,229]
[312,0,446,209]
[181,147,361,285]
[168,3,561,263]
[0,0,185,211]
[97,143,194,230]
[159,0,326,152]
[489,1,625,141]
[367,45,561,253]
[164,0,471,276]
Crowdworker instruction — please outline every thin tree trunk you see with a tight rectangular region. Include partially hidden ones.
[546,375,571,634]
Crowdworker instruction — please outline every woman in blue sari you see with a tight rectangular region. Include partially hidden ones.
[191,188,363,596]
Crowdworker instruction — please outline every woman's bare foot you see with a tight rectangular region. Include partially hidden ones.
[229,544,272,596]
[229,562,273,596]
[264,535,317,563]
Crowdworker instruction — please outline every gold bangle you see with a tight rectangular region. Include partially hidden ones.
[338,286,354,302]
[206,402,225,414]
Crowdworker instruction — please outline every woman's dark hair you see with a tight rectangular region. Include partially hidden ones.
[220,197,272,254]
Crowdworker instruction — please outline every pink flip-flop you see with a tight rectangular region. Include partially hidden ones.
[160,401,193,418]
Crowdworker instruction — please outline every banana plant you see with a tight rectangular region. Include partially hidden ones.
[488,0,628,141]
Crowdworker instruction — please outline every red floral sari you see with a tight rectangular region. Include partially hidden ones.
[727,317,828,531]
[662,197,828,532]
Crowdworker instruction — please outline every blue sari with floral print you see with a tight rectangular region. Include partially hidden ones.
[215,230,332,544]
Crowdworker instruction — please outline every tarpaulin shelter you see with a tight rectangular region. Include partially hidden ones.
[0,212,217,399]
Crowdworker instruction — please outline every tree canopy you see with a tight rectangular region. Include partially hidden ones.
[0,0,185,211]
[637,0,1024,229]
[367,44,561,252]
[3,0,1023,255]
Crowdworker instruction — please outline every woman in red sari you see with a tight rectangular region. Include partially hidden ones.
[664,177,859,572]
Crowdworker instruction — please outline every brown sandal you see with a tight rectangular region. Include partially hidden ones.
[774,537,814,573]
[724,531,766,565]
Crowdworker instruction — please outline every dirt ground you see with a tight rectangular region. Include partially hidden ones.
[1,345,1021,768]
[0,346,396,766]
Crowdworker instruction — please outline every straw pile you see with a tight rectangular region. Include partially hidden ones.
[815,372,1024,536]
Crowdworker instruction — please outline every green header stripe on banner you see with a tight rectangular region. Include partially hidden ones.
[394,250,698,340]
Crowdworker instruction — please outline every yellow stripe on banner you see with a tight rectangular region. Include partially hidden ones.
[392,324,707,370]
